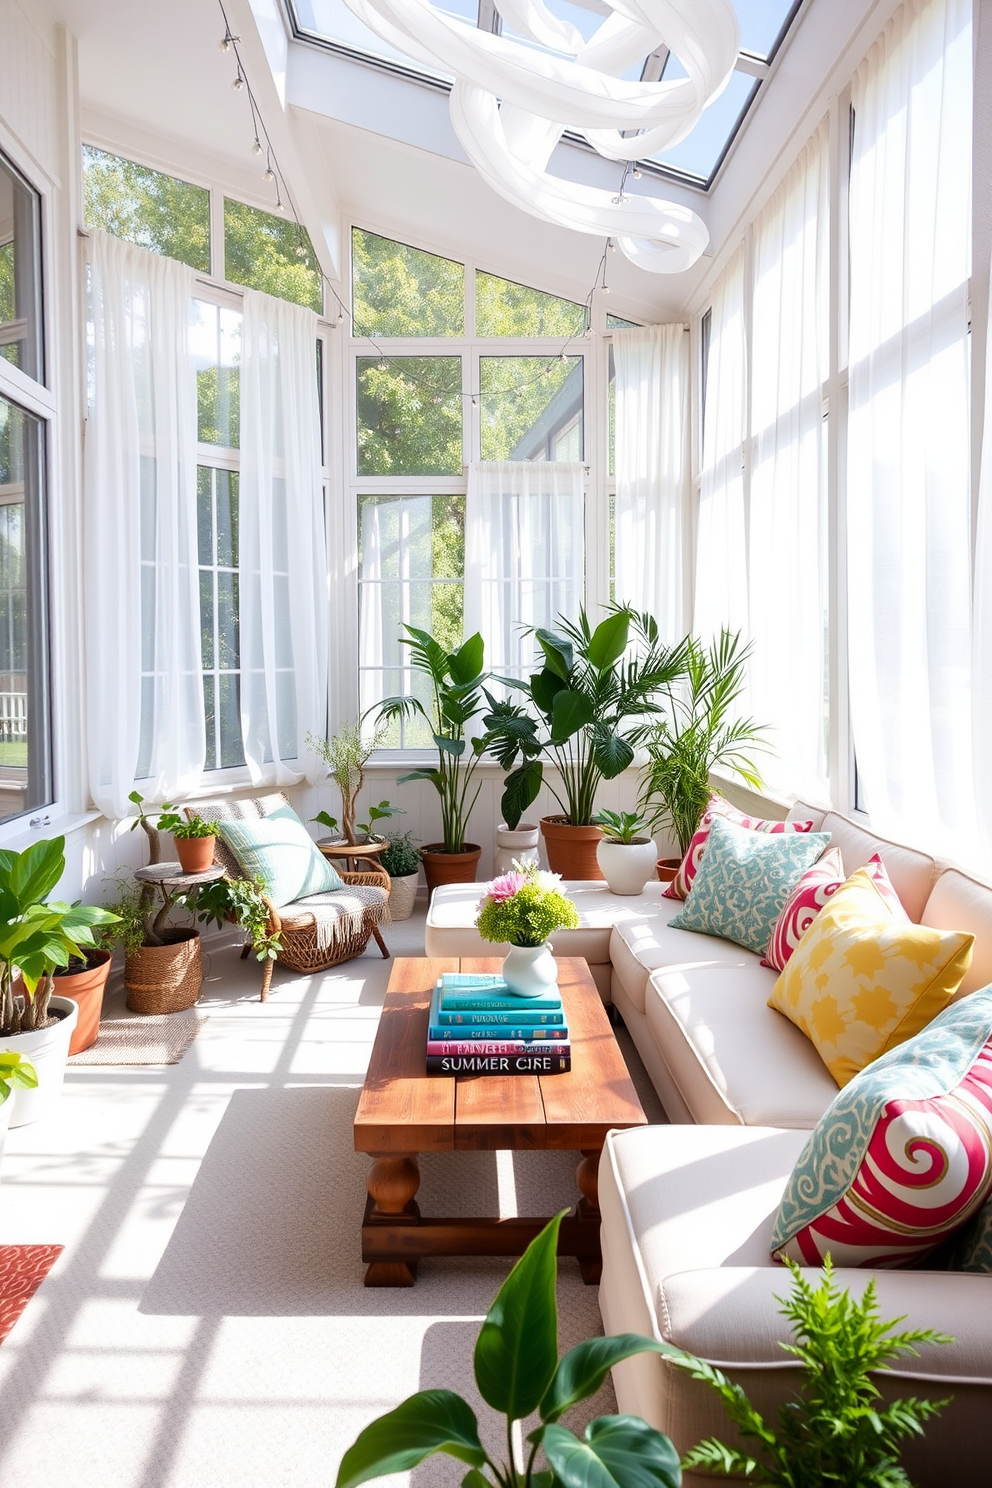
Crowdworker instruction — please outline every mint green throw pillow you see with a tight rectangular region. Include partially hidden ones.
[669,815,830,955]
[217,814,344,908]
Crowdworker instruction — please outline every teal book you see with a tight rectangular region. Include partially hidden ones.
[427,985,567,1042]
[438,972,562,1013]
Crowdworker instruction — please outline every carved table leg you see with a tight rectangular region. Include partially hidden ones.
[364,1154,421,1287]
[575,1147,603,1284]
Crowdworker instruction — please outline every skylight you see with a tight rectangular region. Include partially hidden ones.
[286,0,801,185]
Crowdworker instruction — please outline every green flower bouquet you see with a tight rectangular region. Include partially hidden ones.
[476,863,579,948]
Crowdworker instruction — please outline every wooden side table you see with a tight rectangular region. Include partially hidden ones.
[316,838,389,876]
[133,861,226,942]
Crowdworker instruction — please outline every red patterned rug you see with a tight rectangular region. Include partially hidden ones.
[0,1245,63,1345]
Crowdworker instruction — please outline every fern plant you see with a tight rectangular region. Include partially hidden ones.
[675,1258,950,1487]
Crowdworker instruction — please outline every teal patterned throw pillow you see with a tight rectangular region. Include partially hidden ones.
[948,1197,992,1272]
[217,814,344,908]
[669,815,830,955]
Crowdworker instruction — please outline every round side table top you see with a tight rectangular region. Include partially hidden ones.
[134,862,226,889]
[316,838,389,873]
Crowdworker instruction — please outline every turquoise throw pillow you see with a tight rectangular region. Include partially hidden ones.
[669,815,830,954]
[217,815,344,908]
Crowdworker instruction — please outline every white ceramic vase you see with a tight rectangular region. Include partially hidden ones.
[596,838,658,896]
[493,823,540,877]
[3,994,78,1128]
[388,872,419,921]
[501,942,558,999]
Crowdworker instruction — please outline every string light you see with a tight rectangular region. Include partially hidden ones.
[216,0,625,408]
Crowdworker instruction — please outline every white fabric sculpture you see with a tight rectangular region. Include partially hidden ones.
[339,0,740,273]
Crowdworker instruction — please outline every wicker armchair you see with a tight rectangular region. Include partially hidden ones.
[188,794,390,1001]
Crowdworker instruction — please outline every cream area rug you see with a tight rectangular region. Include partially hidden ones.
[0,911,667,1488]
[69,1011,209,1065]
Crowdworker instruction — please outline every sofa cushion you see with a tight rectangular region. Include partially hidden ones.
[773,987,992,1267]
[922,867,992,996]
[820,811,937,922]
[216,813,344,907]
[769,866,974,1086]
[665,796,816,901]
[762,850,907,972]
[644,962,840,1127]
[670,818,830,955]
[610,901,754,1017]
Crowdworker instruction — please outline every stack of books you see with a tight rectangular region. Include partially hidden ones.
[426,971,570,1076]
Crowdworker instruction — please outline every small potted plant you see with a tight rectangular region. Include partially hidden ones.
[306,719,401,847]
[378,830,421,921]
[475,862,579,998]
[636,629,768,878]
[0,836,118,1124]
[592,808,658,896]
[156,808,221,874]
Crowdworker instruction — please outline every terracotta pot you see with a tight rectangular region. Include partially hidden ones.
[175,835,216,874]
[421,844,483,895]
[539,817,604,880]
[53,949,113,1054]
[2,996,78,1128]
[125,930,202,1015]
[656,856,681,884]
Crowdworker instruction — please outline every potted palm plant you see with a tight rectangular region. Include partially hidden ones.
[483,606,689,879]
[0,836,119,1124]
[636,629,769,878]
[372,626,489,893]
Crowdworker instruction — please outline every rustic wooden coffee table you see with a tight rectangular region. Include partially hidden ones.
[354,955,647,1286]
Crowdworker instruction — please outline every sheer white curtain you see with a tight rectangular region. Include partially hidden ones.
[358,495,436,736]
[847,0,973,854]
[749,121,830,800]
[239,289,328,785]
[613,324,688,640]
[693,247,747,640]
[84,231,203,818]
[464,462,584,677]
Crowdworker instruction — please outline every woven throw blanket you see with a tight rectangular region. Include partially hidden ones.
[280,886,387,953]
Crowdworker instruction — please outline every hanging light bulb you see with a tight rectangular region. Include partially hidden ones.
[232,73,244,90]
[607,239,617,253]
[632,168,643,179]
[337,310,345,325]
[251,138,263,156]
[275,196,285,212]
[295,243,307,257]
[559,352,568,362]
[263,166,275,182]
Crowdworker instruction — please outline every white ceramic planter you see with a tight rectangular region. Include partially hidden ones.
[388,872,419,921]
[494,823,540,877]
[2,995,78,1128]
[596,838,658,896]
[502,942,558,999]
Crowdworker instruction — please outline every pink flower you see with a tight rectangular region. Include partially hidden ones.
[486,872,526,903]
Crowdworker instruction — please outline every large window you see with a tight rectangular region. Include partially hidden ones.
[350,228,596,744]
[0,154,44,382]
[0,390,50,821]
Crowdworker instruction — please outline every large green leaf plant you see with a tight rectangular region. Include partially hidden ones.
[336,1213,681,1488]
[373,627,488,853]
[0,837,119,1038]
[483,607,689,829]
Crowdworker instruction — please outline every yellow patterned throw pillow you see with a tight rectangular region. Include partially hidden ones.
[768,866,974,1086]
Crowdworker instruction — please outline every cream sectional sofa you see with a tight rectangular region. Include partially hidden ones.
[424,805,992,1484]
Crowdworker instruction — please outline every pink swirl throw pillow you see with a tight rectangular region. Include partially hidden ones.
[761,851,907,971]
[663,795,815,901]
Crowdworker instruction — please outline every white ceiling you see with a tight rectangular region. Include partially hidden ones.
[40,0,885,320]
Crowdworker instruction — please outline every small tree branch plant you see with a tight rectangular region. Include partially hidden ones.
[0,837,120,1037]
[635,629,769,858]
[336,1211,682,1488]
[306,720,401,846]
[373,628,489,854]
[675,1257,951,1487]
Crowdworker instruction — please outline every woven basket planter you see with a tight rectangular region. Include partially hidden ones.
[387,872,419,921]
[125,930,202,1015]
